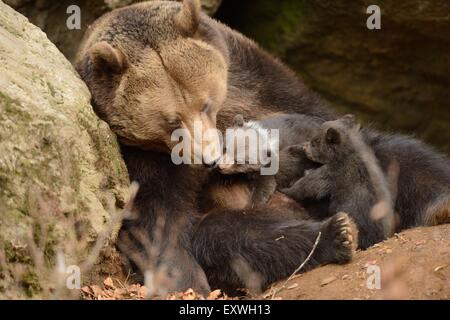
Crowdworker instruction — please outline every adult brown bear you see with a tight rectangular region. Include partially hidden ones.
[75,0,356,294]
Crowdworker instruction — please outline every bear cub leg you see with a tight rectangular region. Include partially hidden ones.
[281,165,331,201]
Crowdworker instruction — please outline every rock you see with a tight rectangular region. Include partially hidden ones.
[0,1,129,298]
[4,0,222,62]
[217,0,450,154]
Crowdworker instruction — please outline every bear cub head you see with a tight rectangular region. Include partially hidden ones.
[218,115,279,175]
[303,114,360,164]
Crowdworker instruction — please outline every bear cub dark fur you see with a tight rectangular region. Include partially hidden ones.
[282,115,450,249]
[281,115,394,249]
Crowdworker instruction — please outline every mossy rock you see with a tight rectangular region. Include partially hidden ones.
[0,1,129,298]
[218,0,450,154]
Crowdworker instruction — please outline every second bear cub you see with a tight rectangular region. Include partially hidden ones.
[281,115,395,249]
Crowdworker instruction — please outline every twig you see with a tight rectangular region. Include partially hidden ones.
[270,231,321,299]
[0,244,8,272]
[80,182,139,272]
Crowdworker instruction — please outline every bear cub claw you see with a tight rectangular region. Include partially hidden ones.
[322,212,358,264]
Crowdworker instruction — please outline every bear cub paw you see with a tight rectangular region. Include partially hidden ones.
[322,212,358,264]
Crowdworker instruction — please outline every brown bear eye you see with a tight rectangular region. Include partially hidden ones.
[166,116,182,130]
[202,102,210,113]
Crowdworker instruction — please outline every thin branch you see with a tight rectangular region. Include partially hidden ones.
[270,231,321,299]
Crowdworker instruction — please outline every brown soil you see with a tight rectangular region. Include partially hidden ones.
[264,224,450,300]
[87,224,449,300]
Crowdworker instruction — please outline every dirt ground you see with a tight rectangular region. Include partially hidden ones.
[84,224,449,300]
[265,224,450,300]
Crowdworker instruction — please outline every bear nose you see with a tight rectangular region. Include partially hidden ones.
[204,157,220,169]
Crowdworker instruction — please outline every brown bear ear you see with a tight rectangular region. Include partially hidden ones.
[326,127,341,145]
[340,114,357,129]
[174,0,201,36]
[89,41,127,74]
[233,114,244,127]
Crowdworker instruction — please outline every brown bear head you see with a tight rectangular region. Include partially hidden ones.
[75,0,227,165]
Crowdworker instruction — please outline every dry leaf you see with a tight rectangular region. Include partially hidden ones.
[128,284,140,293]
[182,288,197,300]
[138,286,148,298]
[113,288,127,296]
[81,286,92,295]
[103,277,115,289]
[207,289,222,300]
[91,285,103,296]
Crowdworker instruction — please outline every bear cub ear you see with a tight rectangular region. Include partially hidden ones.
[233,114,245,127]
[175,0,201,36]
[326,127,341,145]
[340,114,358,130]
[89,41,127,74]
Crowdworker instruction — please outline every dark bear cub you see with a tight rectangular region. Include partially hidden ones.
[282,115,450,249]
[281,115,395,249]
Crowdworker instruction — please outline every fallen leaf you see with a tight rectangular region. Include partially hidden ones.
[81,286,92,295]
[128,284,140,293]
[138,286,148,298]
[91,285,103,296]
[103,277,115,289]
[113,288,127,296]
[182,288,197,300]
[207,289,222,300]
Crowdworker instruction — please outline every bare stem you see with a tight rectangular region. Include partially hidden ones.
[270,231,321,299]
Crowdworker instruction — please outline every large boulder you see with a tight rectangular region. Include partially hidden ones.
[4,0,223,62]
[0,1,129,298]
[217,0,450,154]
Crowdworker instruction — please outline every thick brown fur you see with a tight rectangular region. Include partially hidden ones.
[75,0,350,294]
